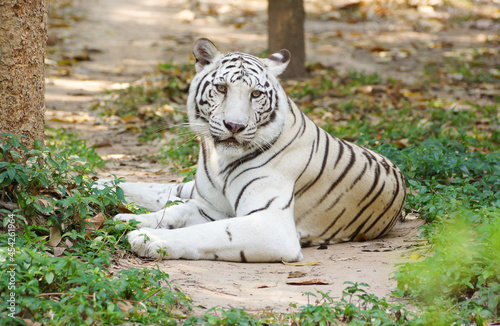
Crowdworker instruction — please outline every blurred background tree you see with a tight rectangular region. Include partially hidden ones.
[268,0,307,79]
[0,0,48,149]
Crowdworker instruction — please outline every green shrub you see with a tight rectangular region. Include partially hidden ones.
[0,132,192,325]
[0,131,124,228]
[395,208,500,324]
[376,138,499,222]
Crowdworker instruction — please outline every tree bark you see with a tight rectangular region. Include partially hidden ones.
[268,0,307,79]
[0,0,48,149]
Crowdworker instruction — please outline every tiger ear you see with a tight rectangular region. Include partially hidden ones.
[261,50,291,76]
[193,38,221,72]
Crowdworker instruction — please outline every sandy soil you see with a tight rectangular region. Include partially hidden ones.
[44,0,498,312]
[113,218,424,312]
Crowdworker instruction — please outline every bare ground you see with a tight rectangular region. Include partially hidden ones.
[45,0,499,312]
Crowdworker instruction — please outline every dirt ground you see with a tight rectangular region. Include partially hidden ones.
[44,0,498,312]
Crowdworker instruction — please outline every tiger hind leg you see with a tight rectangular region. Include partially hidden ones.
[96,179,195,211]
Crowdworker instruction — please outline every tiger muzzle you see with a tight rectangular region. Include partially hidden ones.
[224,121,246,134]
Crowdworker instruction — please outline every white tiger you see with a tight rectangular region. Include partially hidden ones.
[113,38,406,262]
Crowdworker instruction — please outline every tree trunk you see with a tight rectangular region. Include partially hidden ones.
[0,0,48,149]
[268,0,307,79]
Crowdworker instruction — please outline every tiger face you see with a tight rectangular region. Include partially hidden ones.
[188,38,291,155]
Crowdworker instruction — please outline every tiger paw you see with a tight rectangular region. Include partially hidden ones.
[127,229,173,259]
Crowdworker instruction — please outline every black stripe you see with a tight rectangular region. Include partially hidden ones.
[190,183,195,198]
[288,99,297,126]
[298,111,307,137]
[225,116,307,188]
[350,162,368,190]
[242,54,262,66]
[333,139,345,168]
[194,181,210,205]
[362,149,376,167]
[234,176,267,213]
[198,208,215,222]
[344,181,386,231]
[357,164,381,206]
[246,196,277,215]
[318,207,346,238]
[257,102,276,128]
[381,159,391,174]
[296,133,329,197]
[349,212,374,241]
[176,183,184,198]
[201,139,216,189]
[260,105,273,115]
[197,78,211,106]
[371,169,404,237]
[194,103,202,120]
[325,193,344,212]
[210,124,225,132]
[320,145,356,205]
[240,251,248,262]
[221,144,276,196]
[314,125,321,152]
[247,67,260,75]
[296,145,356,224]
[283,193,294,210]
[293,140,316,188]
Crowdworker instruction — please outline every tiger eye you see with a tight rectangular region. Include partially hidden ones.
[216,84,227,93]
[251,90,261,98]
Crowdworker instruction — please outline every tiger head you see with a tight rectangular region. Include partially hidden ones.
[188,38,290,156]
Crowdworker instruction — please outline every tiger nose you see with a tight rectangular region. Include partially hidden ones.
[224,121,246,133]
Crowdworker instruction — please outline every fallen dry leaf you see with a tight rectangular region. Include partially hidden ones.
[288,271,307,278]
[65,239,74,248]
[118,206,135,214]
[286,279,330,286]
[257,283,278,289]
[410,253,422,260]
[22,319,41,326]
[85,212,106,232]
[53,247,66,257]
[117,301,136,315]
[405,212,420,220]
[48,226,62,247]
[282,261,320,266]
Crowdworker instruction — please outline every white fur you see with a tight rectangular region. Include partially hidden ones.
[111,39,406,263]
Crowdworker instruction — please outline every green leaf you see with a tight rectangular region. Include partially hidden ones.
[0,171,8,185]
[10,136,20,148]
[15,171,29,186]
[60,160,68,171]
[45,272,55,284]
[74,174,83,185]
[115,187,125,201]
[6,166,15,180]
[39,173,50,188]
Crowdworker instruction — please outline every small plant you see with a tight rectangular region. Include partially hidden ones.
[375,137,500,222]
[0,239,191,325]
[0,131,192,325]
[292,283,410,325]
[395,209,500,324]
[0,131,124,228]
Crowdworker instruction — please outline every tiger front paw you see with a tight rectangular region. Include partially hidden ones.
[127,229,173,259]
